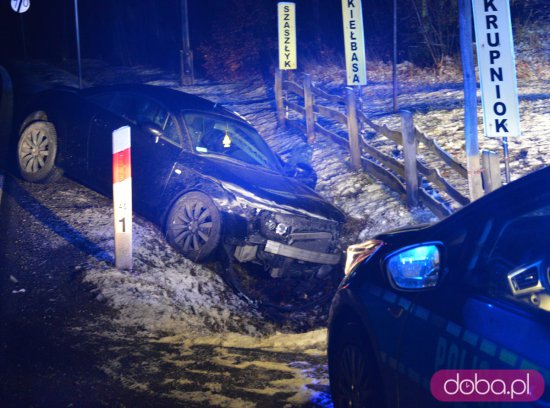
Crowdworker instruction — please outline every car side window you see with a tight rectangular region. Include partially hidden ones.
[183,112,280,170]
[475,203,550,313]
[109,92,181,146]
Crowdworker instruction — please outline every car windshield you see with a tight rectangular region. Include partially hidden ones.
[183,112,281,171]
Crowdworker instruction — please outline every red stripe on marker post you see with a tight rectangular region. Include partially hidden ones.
[112,126,133,270]
[113,147,131,184]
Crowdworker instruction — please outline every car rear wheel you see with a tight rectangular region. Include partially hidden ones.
[329,321,386,408]
[166,191,221,262]
[17,120,61,183]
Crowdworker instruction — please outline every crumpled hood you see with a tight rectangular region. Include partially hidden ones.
[192,155,346,223]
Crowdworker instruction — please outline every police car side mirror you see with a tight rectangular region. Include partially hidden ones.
[385,243,443,290]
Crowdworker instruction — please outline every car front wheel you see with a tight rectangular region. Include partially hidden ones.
[166,191,221,262]
[329,321,386,408]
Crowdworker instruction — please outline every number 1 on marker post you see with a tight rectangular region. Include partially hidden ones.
[112,126,133,270]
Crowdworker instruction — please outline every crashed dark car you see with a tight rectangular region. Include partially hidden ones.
[327,165,550,407]
[16,84,345,283]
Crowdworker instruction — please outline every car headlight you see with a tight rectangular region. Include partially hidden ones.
[262,213,291,237]
[275,223,289,236]
[265,219,277,231]
[344,240,384,275]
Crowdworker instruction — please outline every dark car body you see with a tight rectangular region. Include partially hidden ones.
[328,165,550,407]
[17,84,345,278]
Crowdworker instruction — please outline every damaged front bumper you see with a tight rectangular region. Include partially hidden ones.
[264,240,341,265]
[231,210,343,279]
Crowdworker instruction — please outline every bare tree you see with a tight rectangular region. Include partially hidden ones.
[410,0,459,69]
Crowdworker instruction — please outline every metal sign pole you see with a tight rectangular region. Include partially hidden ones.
[392,0,398,112]
[357,85,363,113]
[10,0,31,59]
[502,136,511,183]
[19,14,28,60]
[74,0,82,89]
[459,0,483,200]
[0,172,4,206]
[180,0,194,85]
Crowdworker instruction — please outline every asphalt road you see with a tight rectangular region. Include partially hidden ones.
[0,173,177,407]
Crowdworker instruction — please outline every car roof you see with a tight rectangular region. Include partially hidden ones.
[79,83,245,122]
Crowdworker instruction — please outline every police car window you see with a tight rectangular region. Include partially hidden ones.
[483,204,550,312]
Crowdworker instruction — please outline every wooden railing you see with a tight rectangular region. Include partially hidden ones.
[274,70,501,219]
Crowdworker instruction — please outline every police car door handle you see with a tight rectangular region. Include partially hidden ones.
[387,304,404,319]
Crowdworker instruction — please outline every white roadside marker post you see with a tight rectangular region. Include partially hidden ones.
[112,126,133,270]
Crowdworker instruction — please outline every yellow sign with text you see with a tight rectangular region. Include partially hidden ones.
[341,0,367,85]
[278,2,297,70]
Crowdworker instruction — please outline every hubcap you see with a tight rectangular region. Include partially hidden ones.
[171,200,213,252]
[19,129,50,174]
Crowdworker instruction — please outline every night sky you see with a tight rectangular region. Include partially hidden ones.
[0,0,545,79]
[0,0,398,76]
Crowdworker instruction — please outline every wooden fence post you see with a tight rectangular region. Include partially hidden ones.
[304,74,315,143]
[481,150,502,194]
[346,88,361,171]
[274,69,286,128]
[401,110,419,208]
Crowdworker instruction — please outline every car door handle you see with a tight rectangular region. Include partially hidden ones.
[387,304,405,319]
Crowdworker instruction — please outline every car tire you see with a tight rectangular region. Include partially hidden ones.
[166,191,221,262]
[17,120,62,183]
[329,321,386,408]
[19,110,48,135]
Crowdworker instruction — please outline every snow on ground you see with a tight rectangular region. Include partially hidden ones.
[10,38,549,405]
[146,329,331,407]
[16,177,272,338]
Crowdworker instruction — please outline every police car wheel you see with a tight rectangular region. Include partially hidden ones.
[330,321,386,408]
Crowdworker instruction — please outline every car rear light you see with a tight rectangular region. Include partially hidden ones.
[344,240,384,276]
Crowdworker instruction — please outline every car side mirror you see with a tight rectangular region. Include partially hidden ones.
[139,121,163,142]
[291,162,317,189]
[385,243,443,290]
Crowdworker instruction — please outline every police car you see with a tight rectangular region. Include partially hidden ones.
[328,165,550,407]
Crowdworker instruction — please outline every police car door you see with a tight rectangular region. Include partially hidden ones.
[396,195,550,407]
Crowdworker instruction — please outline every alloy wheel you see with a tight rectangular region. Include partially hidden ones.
[19,127,51,174]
